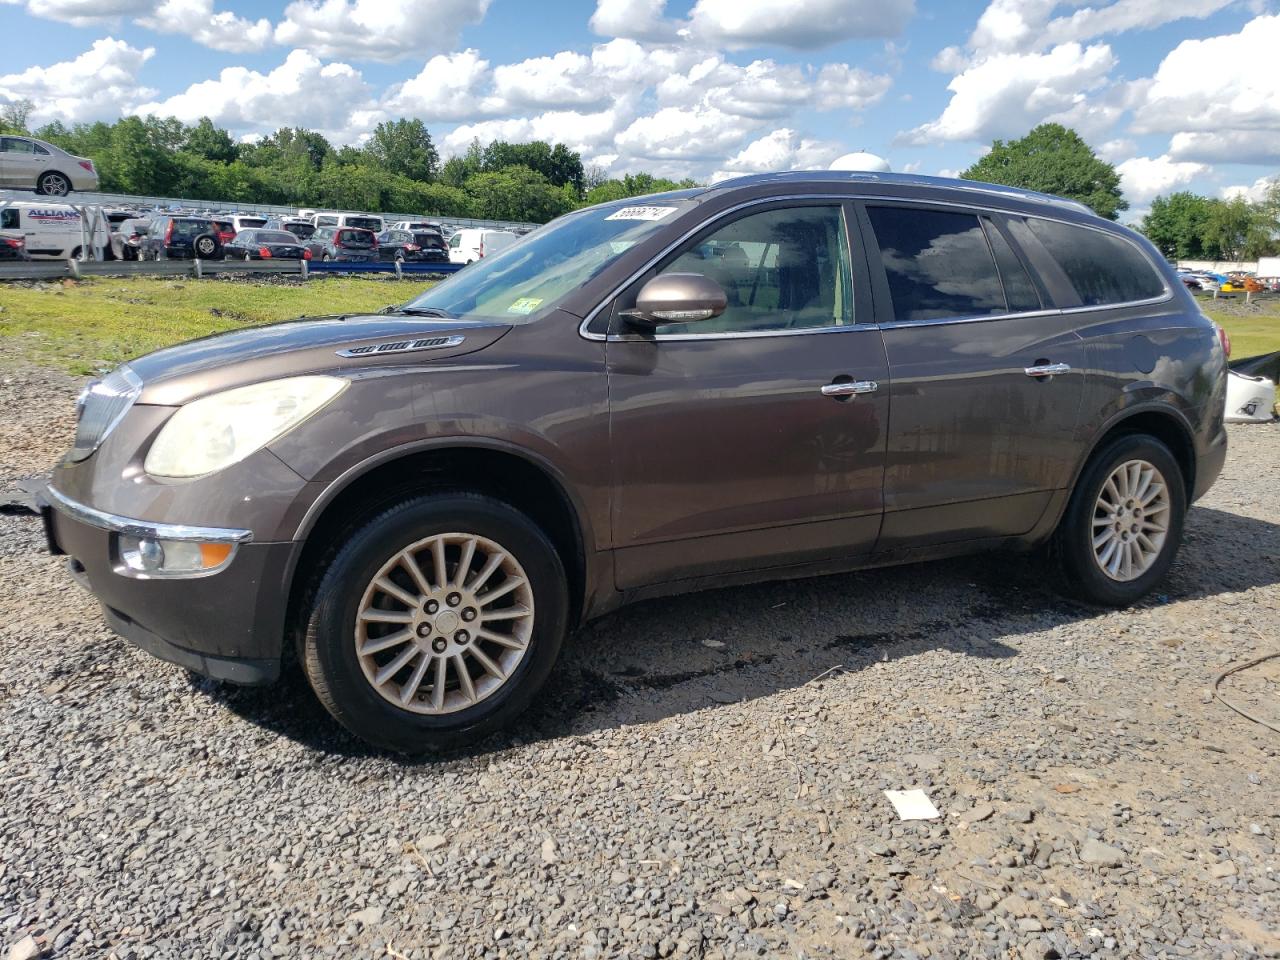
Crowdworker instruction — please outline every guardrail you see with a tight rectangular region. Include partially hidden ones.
[0,187,537,233]
[0,258,465,281]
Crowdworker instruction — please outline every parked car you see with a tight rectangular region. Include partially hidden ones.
[0,135,99,196]
[231,214,270,233]
[306,226,378,262]
[311,212,384,233]
[224,229,311,261]
[208,218,237,246]
[38,172,1228,754]
[268,218,316,241]
[0,232,28,260]
[448,227,518,264]
[388,220,441,232]
[376,228,448,263]
[0,201,108,259]
[108,217,151,261]
[140,216,223,260]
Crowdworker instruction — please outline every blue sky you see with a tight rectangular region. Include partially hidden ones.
[2,0,1277,218]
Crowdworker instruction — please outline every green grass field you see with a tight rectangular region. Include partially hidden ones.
[0,276,437,375]
[1,276,1277,378]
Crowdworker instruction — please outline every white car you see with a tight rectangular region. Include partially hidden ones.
[311,212,384,233]
[388,220,441,232]
[0,201,108,259]
[448,228,518,264]
[231,214,270,232]
[0,136,99,196]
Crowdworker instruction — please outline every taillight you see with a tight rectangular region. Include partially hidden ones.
[258,246,273,258]
[333,235,343,248]
[2,237,22,248]
[403,243,419,252]
[78,160,94,173]
[1217,324,1231,358]
[370,234,379,248]
[164,221,174,245]
[479,239,485,257]
[303,249,312,260]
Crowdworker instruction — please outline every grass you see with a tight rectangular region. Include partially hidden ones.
[0,275,437,375]
[1200,298,1280,360]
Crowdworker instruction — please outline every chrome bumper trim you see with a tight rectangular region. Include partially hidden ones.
[43,484,254,544]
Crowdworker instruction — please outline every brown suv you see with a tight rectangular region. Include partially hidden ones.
[40,173,1229,753]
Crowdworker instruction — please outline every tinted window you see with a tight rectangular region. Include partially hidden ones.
[1,209,18,229]
[337,229,372,243]
[1,138,34,154]
[982,217,1041,312]
[169,219,210,238]
[415,232,445,248]
[1024,218,1166,306]
[237,217,268,228]
[654,204,854,335]
[33,142,50,155]
[868,207,1004,321]
[345,216,382,231]
[257,231,298,243]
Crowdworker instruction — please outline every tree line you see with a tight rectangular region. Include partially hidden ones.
[0,101,694,223]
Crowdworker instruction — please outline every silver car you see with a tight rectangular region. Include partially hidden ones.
[0,135,99,196]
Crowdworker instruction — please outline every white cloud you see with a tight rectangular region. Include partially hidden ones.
[1116,155,1208,203]
[383,50,492,122]
[15,0,154,27]
[0,37,155,125]
[711,127,842,182]
[656,56,890,119]
[901,42,1116,144]
[1220,175,1276,202]
[589,0,679,41]
[274,0,491,62]
[1097,138,1137,162]
[615,105,753,161]
[137,0,272,53]
[134,49,373,142]
[1169,129,1280,166]
[688,0,914,49]
[443,106,635,164]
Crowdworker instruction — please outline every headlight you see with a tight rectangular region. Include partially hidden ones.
[144,376,347,478]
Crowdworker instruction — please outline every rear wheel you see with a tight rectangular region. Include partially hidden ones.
[36,172,70,197]
[302,493,568,754]
[1053,434,1186,606]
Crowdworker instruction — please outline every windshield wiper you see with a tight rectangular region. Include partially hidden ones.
[383,305,457,319]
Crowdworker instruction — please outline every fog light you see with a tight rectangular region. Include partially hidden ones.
[118,535,236,577]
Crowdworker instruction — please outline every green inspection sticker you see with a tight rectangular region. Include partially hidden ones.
[507,297,544,315]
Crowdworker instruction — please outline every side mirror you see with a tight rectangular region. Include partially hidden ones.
[623,273,728,327]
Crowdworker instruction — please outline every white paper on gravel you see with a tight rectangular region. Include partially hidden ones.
[884,789,940,820]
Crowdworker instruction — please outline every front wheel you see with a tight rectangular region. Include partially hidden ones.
[1052,434,1187,606]
[302,493,568,754]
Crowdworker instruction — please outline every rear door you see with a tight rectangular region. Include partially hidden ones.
[859,202,1087,549]
[606,200,889,588]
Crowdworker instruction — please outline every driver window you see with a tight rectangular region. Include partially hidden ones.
[652,205,854,335]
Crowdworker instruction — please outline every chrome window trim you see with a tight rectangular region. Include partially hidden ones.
[44,483,254,544]
[578,192,1172,342]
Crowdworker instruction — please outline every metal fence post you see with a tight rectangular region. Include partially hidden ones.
[300,258,308,280]
[394,259,402,280]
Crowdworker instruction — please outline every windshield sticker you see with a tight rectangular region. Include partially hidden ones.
[507,297,544,315]
[605,205,678,222]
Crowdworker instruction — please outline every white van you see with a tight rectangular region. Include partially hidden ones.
[311,212,384,233]
[231,214,269,232]
[0,201,108,259]
[448,228,518,264]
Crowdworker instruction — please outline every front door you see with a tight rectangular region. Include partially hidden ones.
[859,203,1087,549]
[606,201,890,589]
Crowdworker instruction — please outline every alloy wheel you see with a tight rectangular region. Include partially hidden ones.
[38,173,69,196]
[1091,459,1170,581]
[354,533,535,715]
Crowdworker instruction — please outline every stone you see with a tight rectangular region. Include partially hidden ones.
[350,906,384,926]
[960,803,995,824]
[6,936,43,960]
[1209,861,1237,879]
[418,834,448,852]
[1079,838,1124,867]
[541,838,559,864]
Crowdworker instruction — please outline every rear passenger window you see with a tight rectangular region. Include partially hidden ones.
[867,207,1004,322]
[982,217,1041,313]
[0,209,17,230]
[1023,218,1165,306]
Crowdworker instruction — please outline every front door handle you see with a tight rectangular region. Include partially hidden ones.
[1024,362,1071,378]
[821,379,879,398]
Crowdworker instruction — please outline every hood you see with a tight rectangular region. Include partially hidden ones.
[130,314,511,406]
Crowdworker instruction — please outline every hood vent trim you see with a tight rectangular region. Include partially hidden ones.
[336,334,465,358]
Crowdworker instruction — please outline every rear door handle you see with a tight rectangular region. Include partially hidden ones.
[822,380,879,397]
[1024,362,1071,378]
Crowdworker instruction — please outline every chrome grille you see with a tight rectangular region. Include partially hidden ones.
[67,365,143,462]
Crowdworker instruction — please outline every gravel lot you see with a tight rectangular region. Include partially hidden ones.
[2,366,1277,960]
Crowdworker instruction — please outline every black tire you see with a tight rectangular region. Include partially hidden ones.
[36,172,70,197]
[322,252,331,261]
[302,493,569,754]
[1052,433,1187,606]
[193,234,218,259]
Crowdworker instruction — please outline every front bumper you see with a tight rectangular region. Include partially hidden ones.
[41,484,299,685]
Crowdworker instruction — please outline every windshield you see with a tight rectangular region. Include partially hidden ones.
[403,199,696,322]
[258,231,300,244]
[346,216,382,231]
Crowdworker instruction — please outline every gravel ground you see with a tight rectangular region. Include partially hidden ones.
[1,366,1278,960]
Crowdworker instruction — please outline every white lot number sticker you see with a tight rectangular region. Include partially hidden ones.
[605,205,678,222]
